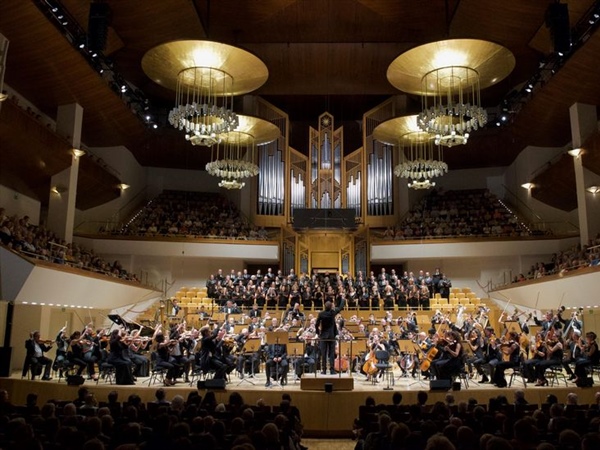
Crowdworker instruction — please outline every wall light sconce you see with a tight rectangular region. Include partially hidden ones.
[521,182,534,190]
[568,148,583,158]
[51,185,67,195]
[586,186,600,194]
[118,183,130,191]
[72,148,86,158]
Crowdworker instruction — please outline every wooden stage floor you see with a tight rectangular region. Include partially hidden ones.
[1,369,598,437]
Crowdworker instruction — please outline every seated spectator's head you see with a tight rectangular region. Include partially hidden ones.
[262,423,280,444]
[425,435,455,450]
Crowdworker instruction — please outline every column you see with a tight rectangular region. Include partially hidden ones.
[569,103,598,247]
[47,103,84,243]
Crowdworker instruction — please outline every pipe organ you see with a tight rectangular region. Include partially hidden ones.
[258,142,285,216]
[252,105,402,276]
[367,142,393,216]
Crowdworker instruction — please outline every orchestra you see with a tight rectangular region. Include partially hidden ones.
[18,269,598,392]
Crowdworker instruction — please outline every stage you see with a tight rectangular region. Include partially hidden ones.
[1,369,597,437]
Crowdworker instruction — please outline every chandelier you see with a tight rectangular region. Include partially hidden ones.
[387,39,515,147]
[206,115,280,189]
[142,41,268,146]
[374,115,447,190]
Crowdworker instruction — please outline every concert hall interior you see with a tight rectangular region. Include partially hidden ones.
[2,1,600,448]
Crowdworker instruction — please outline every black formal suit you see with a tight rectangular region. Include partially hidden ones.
[248,309,262,319]
[24,338,52,379]
[316,297,346,373]
[265,343,288,383]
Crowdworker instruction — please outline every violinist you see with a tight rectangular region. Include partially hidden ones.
[126,329,151,378]
[25,331,53,380]
[196,323,228,381]
[80,325,99,381]
[534,331,564,386]
[153,325,180,386]
[475,327,495,383]
[574,331,599,386]
[169,323,192,382]
[522,331,546,383]
[563,329,582,381]
[489,331,520,388]
[52,324,69,375]
[430,330,463,381]
[66,331,88,378]
[107,329,135,385]
[465,329,485,380]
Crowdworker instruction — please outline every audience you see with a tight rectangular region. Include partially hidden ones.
[510,237,600,284]
[115,190,270,241]
[0,207,138,282]
[380,188,533,241]
[353,390,600,450]
[0,389,307,450]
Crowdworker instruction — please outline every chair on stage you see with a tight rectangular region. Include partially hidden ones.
[548,365,568,387]
[374,350,394,390]
[147,352,168,386]
[97,350,116,385]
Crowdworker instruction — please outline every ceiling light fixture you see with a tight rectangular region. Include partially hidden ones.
[373,115,448,190]
[387,39,515,147]
[118,183,130,191]
[142,41,268,147]
[521,182,534,190]
[72,148,86,158]
[568,148,583,158]
[206,115,279,189]
[586,186,600,194]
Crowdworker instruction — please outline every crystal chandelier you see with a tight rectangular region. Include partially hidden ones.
[142,41,268,146]
[387,39,515,147]
[417,66,486,147]
[206,115,279,189]
[394,131,447,189]
[374,115,447,190]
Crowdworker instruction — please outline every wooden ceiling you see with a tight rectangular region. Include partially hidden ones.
[1,0,599,209]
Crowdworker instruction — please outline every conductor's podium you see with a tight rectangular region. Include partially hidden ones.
[300,373,354,391]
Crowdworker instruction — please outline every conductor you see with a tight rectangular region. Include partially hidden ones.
[316,296,346,374]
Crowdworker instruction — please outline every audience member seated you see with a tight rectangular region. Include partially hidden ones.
[379,188,533,240]
[0,207,138,282]
[115,190,271,241]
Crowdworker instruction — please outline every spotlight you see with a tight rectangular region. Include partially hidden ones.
[152,124,158,129]
[78,43,85,49]
[121,85,127,92]
[57,14,63,19]
[51,7,58,12]
[525,87,532,93]
[568,148,583,158]
[496,121,501,126]
[521,182,534,190]
[558,51,564,57]
[91,52,98,58]
[145,115,151,121]
[501,115,508,122]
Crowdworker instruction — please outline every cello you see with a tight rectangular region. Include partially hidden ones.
[362,349,379,376]
[419,346,438,372]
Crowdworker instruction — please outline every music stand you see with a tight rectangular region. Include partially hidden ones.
[266,332,289,388]
[237,339,261,386]
[286,342,305,383]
